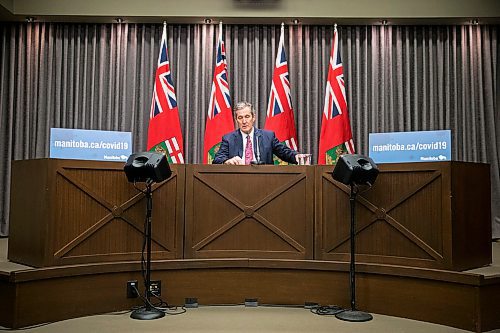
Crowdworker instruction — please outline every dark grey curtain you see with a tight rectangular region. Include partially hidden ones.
[0,23,498,238]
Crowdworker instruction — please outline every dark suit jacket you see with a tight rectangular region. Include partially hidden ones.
[212,128,298,165]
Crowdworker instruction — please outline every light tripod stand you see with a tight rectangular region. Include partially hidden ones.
[124,152,172,320]
[130,179,164,320]
[331,154,379,322]
[335,183,372,322]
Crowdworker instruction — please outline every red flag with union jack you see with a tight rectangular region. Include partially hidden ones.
[147,23,185,164]
[318,26,355,164]
[264,23,298,165]
[203,22,233,164]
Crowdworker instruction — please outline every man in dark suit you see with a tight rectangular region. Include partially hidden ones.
[213,102,307,165]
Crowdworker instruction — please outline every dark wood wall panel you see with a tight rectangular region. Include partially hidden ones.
[451,162,492,269]
[184,165,314,260]
[360,273,477,330]
[0,277,16,329]
[8,160,490,272]
[315,162,491,271]
[479,283,500,332]
[3,261,499,332]
[8,159,185,267]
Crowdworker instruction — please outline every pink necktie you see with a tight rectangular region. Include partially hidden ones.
[245,135,253,165]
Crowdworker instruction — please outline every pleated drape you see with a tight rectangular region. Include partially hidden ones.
[0,23,498,237]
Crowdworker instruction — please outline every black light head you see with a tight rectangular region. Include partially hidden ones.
[332,154,379,186]
[124,152,172,183]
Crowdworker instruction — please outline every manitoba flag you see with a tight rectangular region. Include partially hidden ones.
[318,26,355,165]
[264,23,298,165]
[147,23,185,164]
[203,22,233,164]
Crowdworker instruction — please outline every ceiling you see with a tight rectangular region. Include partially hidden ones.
[1,0,499,25]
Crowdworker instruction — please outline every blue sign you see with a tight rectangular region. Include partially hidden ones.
[369,130,451,164]
[50,128,132,162]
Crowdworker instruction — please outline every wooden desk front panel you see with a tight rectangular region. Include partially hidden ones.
[8,159,185,267]
[184,165,314,259]
[315,162,491,271]
[9,160,490,271]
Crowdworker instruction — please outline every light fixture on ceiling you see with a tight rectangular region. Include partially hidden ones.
[471,19,479,25]
[381,20,388,26]
[204,18,212,24]
[115,18,123,23]
[292,19,300,25]
[25,17,35,23]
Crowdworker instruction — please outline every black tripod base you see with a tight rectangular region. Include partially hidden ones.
[335,310,373,322]
[130,307,165,320]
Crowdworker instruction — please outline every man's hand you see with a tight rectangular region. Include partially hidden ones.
[295,153,312,165]
[224,156,244,165]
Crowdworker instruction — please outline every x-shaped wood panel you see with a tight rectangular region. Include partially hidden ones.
[325,170,443,261]
[192,172,306,253]
[53,167,173,258]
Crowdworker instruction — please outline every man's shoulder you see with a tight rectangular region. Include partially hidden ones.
[222,130,240,139]
[256,129,275,138]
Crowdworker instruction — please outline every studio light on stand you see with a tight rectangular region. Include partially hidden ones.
[332,154,379,322]
[124,152,172,320]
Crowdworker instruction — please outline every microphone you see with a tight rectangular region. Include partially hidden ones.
[251,133,265,165]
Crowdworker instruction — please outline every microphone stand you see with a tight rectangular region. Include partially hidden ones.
[335,183,373,322]
[251,133,265,165]
[130,179,165,320]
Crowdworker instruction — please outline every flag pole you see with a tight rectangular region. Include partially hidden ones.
[219,21,223,44]
[204,19,233,163]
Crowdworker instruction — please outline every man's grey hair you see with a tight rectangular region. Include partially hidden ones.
[233,101,255,116]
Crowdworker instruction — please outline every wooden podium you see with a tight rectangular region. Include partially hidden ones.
[315,161,492,271]
[8,160,491,271]
[8,159,185,267]
[184,164,314,259]
[3,160,497,332]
